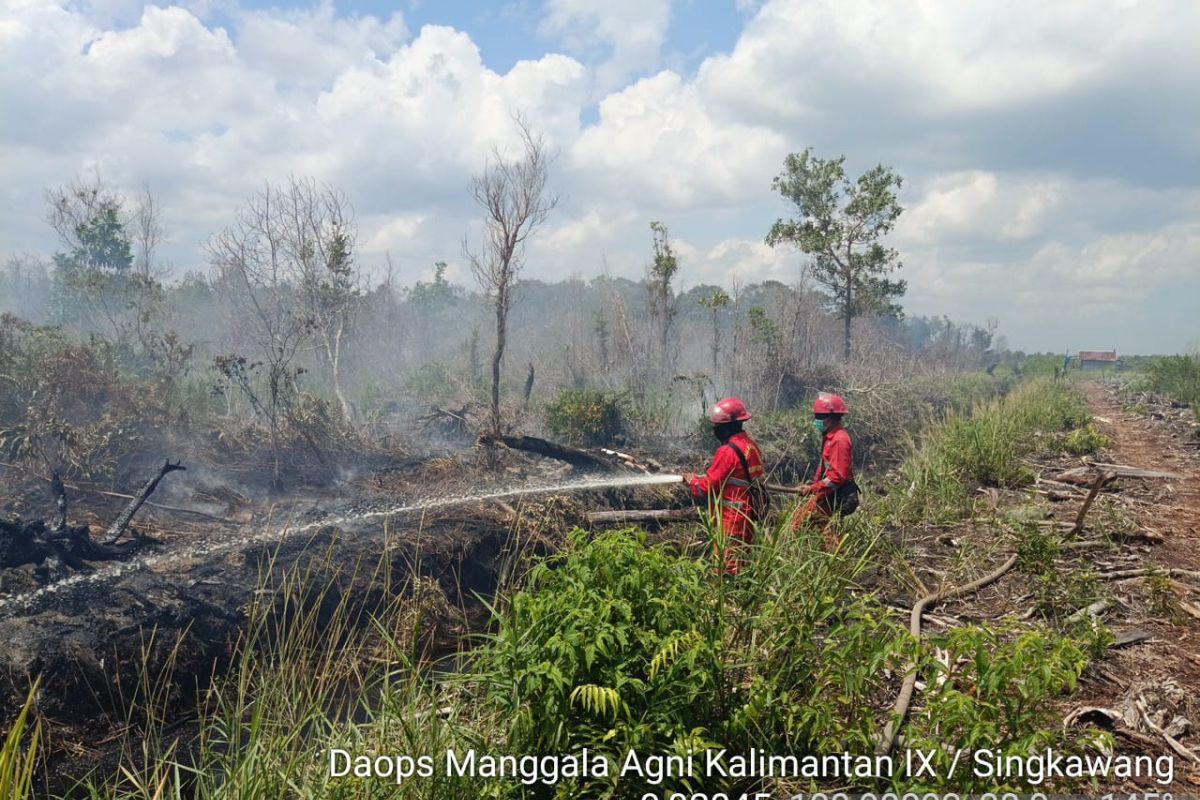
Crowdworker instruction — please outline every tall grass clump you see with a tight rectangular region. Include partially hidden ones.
[83,536,482,800]
[0,681,40,800]
[884,378,1093,524]
[1140,354,1200,417]
[750,371,1014,478]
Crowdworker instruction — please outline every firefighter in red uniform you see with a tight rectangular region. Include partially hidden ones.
[682,397,764,575]
[791,392,858,550]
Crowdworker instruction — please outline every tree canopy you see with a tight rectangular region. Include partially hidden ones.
[766,148,905,360]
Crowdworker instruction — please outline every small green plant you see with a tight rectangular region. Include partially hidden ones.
[904,624,1097,792]
[1034,567,1102,620]
[545,388,625,446]
[1015,523,1061,573]
[471,526,900,795]
[1062,424,1110,455]
[1144,567,1182,623]
[1071,616,1116,660]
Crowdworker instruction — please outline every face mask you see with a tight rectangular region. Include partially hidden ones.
[813,419,826,434]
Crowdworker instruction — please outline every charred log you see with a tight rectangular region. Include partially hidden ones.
[587,508,697,524]
[102,459,187,544]
[522,362,535,410]
[50,471,68,533]
[479,433,615,472]
[1,461,181,572]
[1,517,155,572]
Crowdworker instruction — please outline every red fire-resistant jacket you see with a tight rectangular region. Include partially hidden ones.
[688,431,765,537]
[811,425,853,500]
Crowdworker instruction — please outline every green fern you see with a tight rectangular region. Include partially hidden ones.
[570,684,622,719]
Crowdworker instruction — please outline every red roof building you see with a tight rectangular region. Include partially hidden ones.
[1078,350,1118,372]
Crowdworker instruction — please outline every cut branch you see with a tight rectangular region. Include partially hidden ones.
[1084,462,1183,479]
[1070,471,1116,536]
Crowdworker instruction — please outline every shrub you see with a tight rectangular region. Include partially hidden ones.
[472,527,900,796]
[402,362,457,402]
[545,388,625,446]
[904,623,1099,791]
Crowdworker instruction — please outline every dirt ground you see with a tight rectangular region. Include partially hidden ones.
[1067,382,1200,789]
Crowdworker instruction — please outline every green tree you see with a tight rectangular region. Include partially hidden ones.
[408,261,459,307]
[766,149,906,360]
[59,205,134,273]
[44,175,173,368]
[646,220,679,375]
[48,189,136,343]
[697,287,731,372]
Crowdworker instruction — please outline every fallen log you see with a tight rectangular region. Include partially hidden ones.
[1137,694,1200,766]
[1066,599,1112,623]
[1112,629,1152,648]
[1083,461,1183,480]
[480,434,615,472]
[0,461,183,572]
[1101,567,1200,582]
[1050,467,1120,487]
[102,460,187,544]
[587,509,698,524]
[764,482,808,495]
[1,517,154,573]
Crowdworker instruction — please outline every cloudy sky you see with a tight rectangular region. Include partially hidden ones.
[1,0,1198,353]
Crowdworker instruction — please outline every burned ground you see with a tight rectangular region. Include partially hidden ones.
[0,441,703,794]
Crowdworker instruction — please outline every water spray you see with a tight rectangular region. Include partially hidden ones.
[0,471,687,616]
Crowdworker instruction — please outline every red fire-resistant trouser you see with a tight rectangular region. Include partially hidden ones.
[689,432,763,575]
[791,425,854,550]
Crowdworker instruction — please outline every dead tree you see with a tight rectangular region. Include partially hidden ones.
[208,178,352,487]
[102,460,187,544]
[464,116,557,438]
[1,461,185,574]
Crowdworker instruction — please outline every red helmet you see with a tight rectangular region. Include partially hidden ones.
[812,392,849,415]
[709,396,752,423]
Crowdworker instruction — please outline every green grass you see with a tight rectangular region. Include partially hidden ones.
[0,681,40,800]
[1139,354,1200,419]
[881,378,1095,525]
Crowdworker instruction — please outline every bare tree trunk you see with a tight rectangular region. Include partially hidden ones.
[843,276,853,361]
[465,116,557,445]
[711,312,720,374]
[329,326,351,420]
[522,361,535,410]
[102,460,186,544]
[491,292,506,435]
[269,417,282,490]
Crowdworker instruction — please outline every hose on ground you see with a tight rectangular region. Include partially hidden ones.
[875,552,1020,756]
